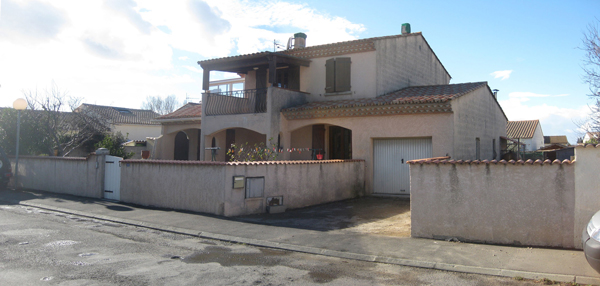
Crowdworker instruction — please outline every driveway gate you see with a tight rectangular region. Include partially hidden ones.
[104,155,122,200]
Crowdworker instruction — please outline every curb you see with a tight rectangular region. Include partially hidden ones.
[8,200,600,285]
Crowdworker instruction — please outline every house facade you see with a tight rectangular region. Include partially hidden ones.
[75,104,161,141]
[154,30,508,195]
[506,120,544,152]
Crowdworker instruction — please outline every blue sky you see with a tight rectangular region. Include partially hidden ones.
[0,0,598,143]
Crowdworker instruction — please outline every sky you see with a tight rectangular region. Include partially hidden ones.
[0,0,598,143]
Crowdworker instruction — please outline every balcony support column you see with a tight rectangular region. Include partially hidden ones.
[202,69,211,91]
[268,55,277,87]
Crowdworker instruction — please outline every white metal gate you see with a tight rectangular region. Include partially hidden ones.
[373,137,432,195]
[104,155,122,200]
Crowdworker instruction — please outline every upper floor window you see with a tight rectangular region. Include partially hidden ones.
[325,57,351,93]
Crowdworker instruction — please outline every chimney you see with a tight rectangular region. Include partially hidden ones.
[401,23,411,35]
[293,32,307,49]
[493,89,499,99]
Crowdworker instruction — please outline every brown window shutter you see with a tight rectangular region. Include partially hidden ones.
[335,57,351,92]
[325,58,335,93]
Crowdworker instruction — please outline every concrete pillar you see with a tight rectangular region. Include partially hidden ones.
[281,131,292,160]
[95,148,109,198]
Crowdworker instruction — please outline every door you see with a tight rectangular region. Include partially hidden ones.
[373,137,432,195]
[174,131,189,160]
[104,155,122,200]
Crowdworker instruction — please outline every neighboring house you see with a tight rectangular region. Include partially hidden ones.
[544,135,569,147]
[506,120,544,152]
[75,104,161,141]
[583,132,600,143]
[155,29,508,195]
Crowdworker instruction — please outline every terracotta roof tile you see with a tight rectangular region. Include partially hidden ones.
[506,120,540,139]
[407,159,573,165]
[282,82,487,112]
[77,104,160,125]
[155,103,202,120]
[121,159,364,165]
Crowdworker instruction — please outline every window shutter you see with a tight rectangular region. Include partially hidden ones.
[325,58,335,93]
[335,57,351,92]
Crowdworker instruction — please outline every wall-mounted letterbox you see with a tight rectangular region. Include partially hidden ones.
[233,176,245,188]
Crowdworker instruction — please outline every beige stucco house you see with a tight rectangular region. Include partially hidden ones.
[75,104,161,141]
[153,30,508,195]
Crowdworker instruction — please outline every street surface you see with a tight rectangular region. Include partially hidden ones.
[0,204,548,285]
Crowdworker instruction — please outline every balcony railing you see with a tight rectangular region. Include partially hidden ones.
[204,88,267,116]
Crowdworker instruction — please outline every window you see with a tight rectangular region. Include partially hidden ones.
[325,57,351,93]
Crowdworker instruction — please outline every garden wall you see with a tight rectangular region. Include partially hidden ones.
[12,155,104,198]
[410,145,600,249]
[118,159,365,216]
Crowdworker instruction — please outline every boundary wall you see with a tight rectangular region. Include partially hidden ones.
[410,145,600,249]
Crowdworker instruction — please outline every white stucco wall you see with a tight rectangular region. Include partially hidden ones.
[574,145,600,248]
[119,160,365,216]
[529,125,545,151]
[374,34,451,95]
[113,124,161,141]
[299,51,377,101]
[410,161,576,248]
[451,86,507,160]
[11,155,105,198]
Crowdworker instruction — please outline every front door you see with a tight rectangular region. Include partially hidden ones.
[104,155,122,200]
[174,131,189,160]
[373,137,432,195]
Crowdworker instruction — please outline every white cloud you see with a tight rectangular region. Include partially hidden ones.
[499,97,590,143]
[183,66,203,73]
[490,70,513,80]
[508,92,569,99]
[0,0,366,109]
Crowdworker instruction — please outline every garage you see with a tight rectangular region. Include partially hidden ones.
[373,137,432,195]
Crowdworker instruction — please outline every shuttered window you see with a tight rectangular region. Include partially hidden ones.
[325,57,351,93]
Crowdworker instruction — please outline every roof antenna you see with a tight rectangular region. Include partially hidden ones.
[273,39,285,52]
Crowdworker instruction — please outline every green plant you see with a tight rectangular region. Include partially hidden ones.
[514,276,524,281]
[94,132,134,159]
[227,138,279,162]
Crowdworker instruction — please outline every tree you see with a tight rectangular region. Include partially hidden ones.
[141,95,180,115]
[581,20,600,135]
[22,85,110,156]
[0,108,47,156]
[94,132,134,159]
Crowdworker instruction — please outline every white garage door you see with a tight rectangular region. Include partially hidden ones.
[373,138,432,195]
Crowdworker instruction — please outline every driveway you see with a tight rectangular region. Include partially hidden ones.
[236,196,411,237]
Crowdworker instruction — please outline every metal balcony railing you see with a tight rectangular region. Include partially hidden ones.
[204,88,267,115]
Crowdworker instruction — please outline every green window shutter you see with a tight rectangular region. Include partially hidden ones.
[325,58,335,93]
[335,57,351,92]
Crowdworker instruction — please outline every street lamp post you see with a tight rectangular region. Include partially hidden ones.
[13,98,27,190]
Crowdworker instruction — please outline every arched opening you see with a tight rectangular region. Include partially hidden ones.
[174,131,189,160]
[205,128,266,162]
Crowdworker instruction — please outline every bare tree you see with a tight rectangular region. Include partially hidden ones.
[24,85,109,156]
[580,20,600,139]
[141,95,180,115]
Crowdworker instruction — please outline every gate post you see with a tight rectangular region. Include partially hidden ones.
[95,148,109,198]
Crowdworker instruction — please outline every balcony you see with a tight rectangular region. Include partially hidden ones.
[204,88,267,116]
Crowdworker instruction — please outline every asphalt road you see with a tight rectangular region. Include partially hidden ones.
[0,204,547,285]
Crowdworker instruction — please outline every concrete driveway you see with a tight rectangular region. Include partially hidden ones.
[236,196,411,237]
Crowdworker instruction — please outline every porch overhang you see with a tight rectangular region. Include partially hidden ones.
[198,52,311,90]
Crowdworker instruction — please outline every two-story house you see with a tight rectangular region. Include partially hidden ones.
[153,29,508,195]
